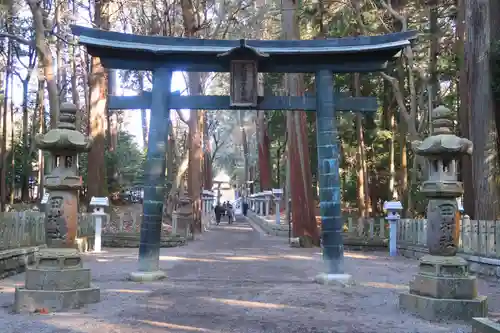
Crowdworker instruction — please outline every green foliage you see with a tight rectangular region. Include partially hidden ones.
[106,131,145,188]
[6,128,145,201]
[79,130,145,192]
[5,139,37,191]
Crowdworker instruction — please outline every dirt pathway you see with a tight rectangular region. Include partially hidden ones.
[0,216,491,332]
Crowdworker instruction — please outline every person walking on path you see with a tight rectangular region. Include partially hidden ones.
[242,199,249,216]
[226,202,234,224]
[214,203,225,225]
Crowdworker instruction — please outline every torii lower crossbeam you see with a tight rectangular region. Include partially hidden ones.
[108,94,377,112]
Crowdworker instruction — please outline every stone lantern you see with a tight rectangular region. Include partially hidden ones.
[399,105,486,321]
[36,103,92,248]
[14,103,99,313]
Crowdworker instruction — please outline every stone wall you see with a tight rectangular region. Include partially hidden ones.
[398,243,500,278]
[247,212,387,250]
[102,233,186,248]
[0,245,46,279]
[472,318,500,332]
[247,212,290,237]
[0,211,188,279]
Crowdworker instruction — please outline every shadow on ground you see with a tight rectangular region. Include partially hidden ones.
[0,218,488,332]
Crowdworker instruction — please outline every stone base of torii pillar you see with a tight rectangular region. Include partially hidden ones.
[129,270,166,282]
[314,273,354,287]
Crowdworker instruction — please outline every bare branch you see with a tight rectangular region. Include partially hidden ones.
[49,31,78,46]
[380,72,419,140]
[379,0,406,28]
[0,33,33,46]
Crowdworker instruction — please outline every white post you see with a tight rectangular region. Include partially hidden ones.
[92,209,105,252]
[383,201,403,257]
[90,196,109,253]
[388,213,400,256]
[271,189,283,225]
[275,200,280,225]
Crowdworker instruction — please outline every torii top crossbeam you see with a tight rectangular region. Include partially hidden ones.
[70,25,417,73]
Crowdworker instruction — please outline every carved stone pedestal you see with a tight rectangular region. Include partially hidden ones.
[399,255,487,321]
[14,248,100,313]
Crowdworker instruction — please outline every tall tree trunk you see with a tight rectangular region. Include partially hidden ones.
[36,61,45,199]
[254,0,271,192]
[0,67,4,209]
[55,0,67,102]
[457,0,474,217]
[399,120,409,217]
[70,0,81,130]
[202,110,212,190]
[238,110,249,185]
[29,0,60,189]
[81,53,90,129]
[491,0,500,166]
[9,81,14,205]
[281,0,318,245]
[284,146,291,223]
[21,79,30,201]
[428,0,440,105]
[87,0,110,202]
[0,40,11,210]
[107,70,118,191]
[187,72,203,234]
[354,73,370,217]
[107,70,118,151]
[383,79,397,200]
[181,0,203,233]
[257,111,272,190]
[465,0,500,219]
[28,0,59,129]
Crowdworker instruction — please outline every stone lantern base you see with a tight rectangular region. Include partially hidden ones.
[14,248,100,313]
[399,255,487,321]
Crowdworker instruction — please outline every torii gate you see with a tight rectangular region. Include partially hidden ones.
[71,25,416,284]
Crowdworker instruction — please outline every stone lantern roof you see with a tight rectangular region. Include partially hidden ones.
[413,105,473,198]
[35,103,92,154]
[412,105,473,158]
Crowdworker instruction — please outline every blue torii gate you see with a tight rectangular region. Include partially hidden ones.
[71,25,416,284]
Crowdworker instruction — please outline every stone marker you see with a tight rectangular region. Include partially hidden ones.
[14,103,100,313]
[398,105,487,321]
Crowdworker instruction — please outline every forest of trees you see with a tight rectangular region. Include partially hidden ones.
[0,0,498,238]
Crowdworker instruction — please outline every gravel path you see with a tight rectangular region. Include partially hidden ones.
[0,215,496,332]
